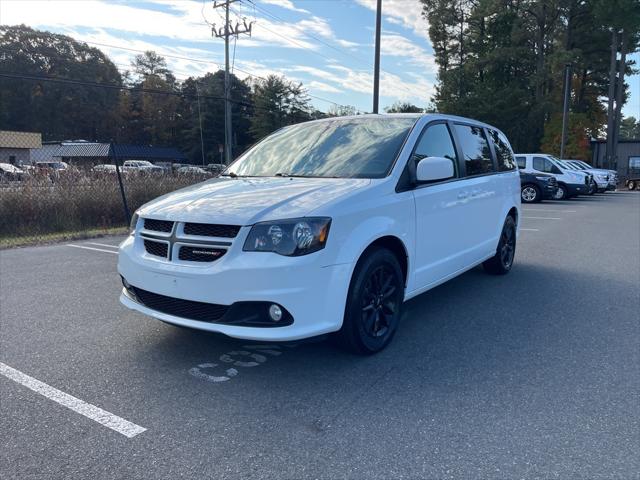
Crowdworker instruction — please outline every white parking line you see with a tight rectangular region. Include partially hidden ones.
[0,362,146,438]
[67,244,117,254]
[522,208,577,213]
[87,242,120,249]
[520,228,539,231]
[521,216,562,220]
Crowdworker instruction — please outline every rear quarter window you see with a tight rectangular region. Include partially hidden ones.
[488,130,516,171]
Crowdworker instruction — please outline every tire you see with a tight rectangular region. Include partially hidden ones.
[521,184,541,203]
[336,247,405,354]
[629,180,636,191]
[554,184,568,200]
[483,216,516,275]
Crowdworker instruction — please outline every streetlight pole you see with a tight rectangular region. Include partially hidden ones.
[372,0,382,114]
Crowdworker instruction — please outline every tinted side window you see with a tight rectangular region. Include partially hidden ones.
[489,130,516,171]
[453,124,494,176]
[412,123,458,177]
[515,156,526,169]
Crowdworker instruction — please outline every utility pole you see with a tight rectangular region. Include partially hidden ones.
[560,63,572,160]
[372,0,382,114]
[611,29,628,170]
[605,29,619,169]
[211,0,252,164]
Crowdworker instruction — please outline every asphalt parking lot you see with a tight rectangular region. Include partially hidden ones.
[1,191,639,479]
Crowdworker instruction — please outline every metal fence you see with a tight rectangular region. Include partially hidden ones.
[0,140,215,247]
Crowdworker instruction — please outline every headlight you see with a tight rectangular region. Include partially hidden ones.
[243,217,331,256]
[129,211,139,235]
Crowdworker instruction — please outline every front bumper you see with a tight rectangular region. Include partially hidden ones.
[541,184,558,199]
[566,183,588,196]
[118,234,353,341]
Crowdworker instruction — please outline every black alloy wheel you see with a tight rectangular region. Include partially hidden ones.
[483,216,517,275]
[337,248,404,354]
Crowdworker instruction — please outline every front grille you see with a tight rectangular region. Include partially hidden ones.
[144,239,168,258]
[144,218,173,233]
[184,222,240,238]
[179,245,227,262]
[130,286,228,322]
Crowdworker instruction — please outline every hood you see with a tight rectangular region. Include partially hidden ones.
[138,176,371,225]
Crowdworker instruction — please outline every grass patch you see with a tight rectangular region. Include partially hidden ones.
[0,226,128,249]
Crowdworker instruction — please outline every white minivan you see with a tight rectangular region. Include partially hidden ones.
[119,114,520,353]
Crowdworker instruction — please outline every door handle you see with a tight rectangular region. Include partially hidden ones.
[457,191,468,200]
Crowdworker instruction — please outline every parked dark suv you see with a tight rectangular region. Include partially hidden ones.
[519,171,558,203]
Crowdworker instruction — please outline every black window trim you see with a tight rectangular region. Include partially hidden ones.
[395,119,462,192]
[395,119,515,193]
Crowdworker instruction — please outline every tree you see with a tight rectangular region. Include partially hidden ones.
[250,75,313,140]
[0,24,122,141]
[419,0,640,154]
[385,102,424,113]
[327,104,357,116]
[131,51,172,82]
[620,116,640,139]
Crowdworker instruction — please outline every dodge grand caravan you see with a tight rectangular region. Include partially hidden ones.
[119,114,520,353]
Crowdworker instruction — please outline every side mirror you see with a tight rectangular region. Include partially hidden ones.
[416,157,455,183]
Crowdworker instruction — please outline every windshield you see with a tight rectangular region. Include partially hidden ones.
[558,160,574,170]
[225,117,417,178]
[570,161,586,170]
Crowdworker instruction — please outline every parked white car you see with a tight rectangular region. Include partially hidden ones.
[92,164,117,173]
[565,159,618,192]
[123,160,164,173]
[177,166,208,175]
[515,154,591,199]
[119,114,521,353]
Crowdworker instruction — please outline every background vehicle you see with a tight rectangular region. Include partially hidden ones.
[566,160,618,192]
[92,164,117,173]
[122,160,164,173]
[519,171,558,203]
[626,178,640,190]
[177,165,208,175]
[0,163,24,181]
[35,161,69,171]
[119,114,520,354]
[205,163,226,175]
[558,160,596,195]
[516,154,590,199]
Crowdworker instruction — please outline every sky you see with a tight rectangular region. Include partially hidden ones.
[0,0,638,118]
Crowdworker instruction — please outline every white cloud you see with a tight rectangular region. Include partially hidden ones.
[354,0,430,41]
[297,16,360,48]
[381,33,436,72]
[260,0,310,14]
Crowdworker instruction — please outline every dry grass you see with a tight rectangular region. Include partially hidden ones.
[0,171,208,247]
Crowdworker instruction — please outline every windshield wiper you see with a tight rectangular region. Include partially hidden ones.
[274,172,291,177]
[220,172,237,178]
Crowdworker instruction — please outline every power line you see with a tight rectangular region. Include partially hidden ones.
[81,39,356,109]
[2,37,360,111]
[245,0,419,100]
[248,0,374,69]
